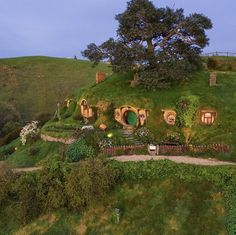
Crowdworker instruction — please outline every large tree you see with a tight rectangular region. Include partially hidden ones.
[82,0,212,89]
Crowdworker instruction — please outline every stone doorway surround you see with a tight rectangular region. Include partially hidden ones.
[114,105,148,128]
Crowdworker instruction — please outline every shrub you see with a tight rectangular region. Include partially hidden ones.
[65,159,118,211]
[14,173,42,224]
[37,154,69,212]
[0,127,21,147]
[82,129,106,151]
[2,121,21,136]
[176,95,199,128]
[0,164,17,206]
[35,113,52,127]
[161,131,184,145]
[134,127,154,144]
[0,102,22,138]
[207,57,218,70]
[99,138,113,150]
[67,137,95,162]
[28,146,40,156]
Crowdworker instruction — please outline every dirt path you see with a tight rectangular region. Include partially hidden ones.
[13,166,42,173]
[0,161,42,172]
[111,155,236,166]
[1,155,235,173]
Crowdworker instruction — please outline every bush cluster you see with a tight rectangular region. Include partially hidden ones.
[67,137,95,162]
[207,57,218,70]
[0,156,117,225]
[134,127,154,144]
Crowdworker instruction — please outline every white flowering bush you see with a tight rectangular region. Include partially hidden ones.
[134,127,154,144]
[98,138,113,150]
[20,121,39,145]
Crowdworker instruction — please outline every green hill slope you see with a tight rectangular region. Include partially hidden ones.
[0,56,110,120]
[69,69,236,159]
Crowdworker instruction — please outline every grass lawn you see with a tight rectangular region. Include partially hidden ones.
[7,177,226,235]
[4,139,65,167]
[0,56,110,120]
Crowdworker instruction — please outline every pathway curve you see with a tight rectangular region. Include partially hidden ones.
[0,156,235,173]
[111,155,236,166]
[0,161,42,173]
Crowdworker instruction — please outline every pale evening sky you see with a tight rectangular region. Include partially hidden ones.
[0,0,235,58]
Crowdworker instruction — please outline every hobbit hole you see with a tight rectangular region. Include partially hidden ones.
[201,110,217,125]
[115,106,148,127]
[162,109,177,125]
[125,110,138,126]
[80,99,94,119]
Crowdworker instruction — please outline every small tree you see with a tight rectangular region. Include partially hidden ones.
[0,102,22,138]
[14,173,42,224]
[66,159,117,211]
[82,0,212,89]
[37,154,69,212]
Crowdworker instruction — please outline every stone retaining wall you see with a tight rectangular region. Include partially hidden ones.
[40,134,76,145]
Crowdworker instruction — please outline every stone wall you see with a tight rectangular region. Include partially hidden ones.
[40,134,76,145]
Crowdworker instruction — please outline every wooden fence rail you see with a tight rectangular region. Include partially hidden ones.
[202,52,236,57]
[103,144,230,156]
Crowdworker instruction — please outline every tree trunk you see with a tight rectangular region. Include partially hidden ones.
[146,38,154,54]
[146,38,156,68]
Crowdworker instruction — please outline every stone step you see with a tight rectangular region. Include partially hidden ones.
[118,128,143,145]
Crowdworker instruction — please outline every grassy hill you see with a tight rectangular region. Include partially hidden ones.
[74,70,236,159]
[0,58,236,234]
[0,56,110,120]
[2,65,236,167]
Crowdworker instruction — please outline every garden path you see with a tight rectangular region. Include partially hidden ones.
[111,155,236,166]
[0,156,235,173]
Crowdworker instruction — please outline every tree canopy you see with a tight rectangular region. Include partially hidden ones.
[82,0,212,89]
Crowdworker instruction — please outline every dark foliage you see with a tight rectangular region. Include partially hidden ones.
[207,57,218,70]
[0,127,21,147]
[67,137,95,162]
[65,159,118,211]
[35,112,52,127]
[0,102,22,138]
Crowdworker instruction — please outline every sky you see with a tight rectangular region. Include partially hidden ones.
[0,0,235,58]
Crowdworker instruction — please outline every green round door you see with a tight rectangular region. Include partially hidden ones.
[126,111,138,126]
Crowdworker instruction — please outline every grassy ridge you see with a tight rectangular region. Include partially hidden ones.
[0,56,110,120]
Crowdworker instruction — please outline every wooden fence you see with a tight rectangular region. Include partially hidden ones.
[159,144,230,155]
[102,145,146,156]
[103,144,230,156]
[202,52,236,57]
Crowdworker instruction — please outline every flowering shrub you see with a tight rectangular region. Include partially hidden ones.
[19,121,39,145]
[98,138,113,150]
[134,127,154,143]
